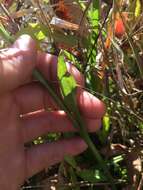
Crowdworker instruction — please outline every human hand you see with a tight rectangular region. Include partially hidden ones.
[0,35,105,190]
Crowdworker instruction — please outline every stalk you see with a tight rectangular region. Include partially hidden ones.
[0,24,14,43]
[33,70,116,190]
[72,101,116,189]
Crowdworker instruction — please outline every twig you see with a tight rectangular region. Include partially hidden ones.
[137,173,143,190]
[78,0,92,44]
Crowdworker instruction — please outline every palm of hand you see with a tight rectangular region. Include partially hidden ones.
[0,94,25,189]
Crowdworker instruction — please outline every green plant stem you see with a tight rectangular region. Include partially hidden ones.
[33,69,116,190]
[74,107,116,189]
[33,70,79,128]
[0,24,14,43]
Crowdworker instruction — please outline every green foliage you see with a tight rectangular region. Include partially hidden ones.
[77,169,107,183]
[57,54,78,118]
[57,53,116,189]
[15,23,49,44]
[58,54,77,97]
[135,0,141,17]
[0,24,14,43]
[98,114,111,144]
[87,0,99,56]
[88,1,99,32]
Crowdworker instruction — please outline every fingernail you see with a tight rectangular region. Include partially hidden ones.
[13,35,36,50]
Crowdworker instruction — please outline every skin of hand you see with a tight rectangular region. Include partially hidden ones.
[0,35,105,190]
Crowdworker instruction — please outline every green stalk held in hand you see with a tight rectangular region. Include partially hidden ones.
[56,54,116,189]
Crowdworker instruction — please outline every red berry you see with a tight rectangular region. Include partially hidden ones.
[114,19,125,38]
[114,13,128,38]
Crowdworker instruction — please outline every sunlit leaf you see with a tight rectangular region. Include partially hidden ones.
[58,54,77,97]
[15,23,49,42]
[135,0,141,18]
[57,54,79,127]
[98,114,110,144]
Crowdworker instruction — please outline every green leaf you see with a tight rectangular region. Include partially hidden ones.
[98,114,110,144]
[102,114,110,133]
[88,0,99,33]
[58,54,77,111]
[60,75,77,97]
[57,54,83,132]
[15,23,49,42]
[93,0,99,9]
[86,1,99,70]
[135,0,141,18]
[57,55,67,80]
[77,169,107,183]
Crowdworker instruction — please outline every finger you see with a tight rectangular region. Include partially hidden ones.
[14,81,105,119]
[77,89,106,119]
[37,52,105,118]
[14,82,105,119]
[13,83,58,114]
[14,52,85,114]
[22,110,101,142]
[37,52,85,86]
[0,35,37,94]
[26,137,87,178]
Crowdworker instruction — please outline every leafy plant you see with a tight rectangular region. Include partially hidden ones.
[0,0,143,189]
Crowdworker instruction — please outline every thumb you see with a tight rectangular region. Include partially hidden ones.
[0,35,37,94]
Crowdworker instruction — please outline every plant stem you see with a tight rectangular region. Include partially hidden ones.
[33,70,79,129]
[33,69,116,190]
[73,104,116,189]
[0,24,14,43]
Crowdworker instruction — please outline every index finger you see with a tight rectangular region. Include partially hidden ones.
[0,35,37,94]
[36,52,85,87]
[36,52,105,119]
